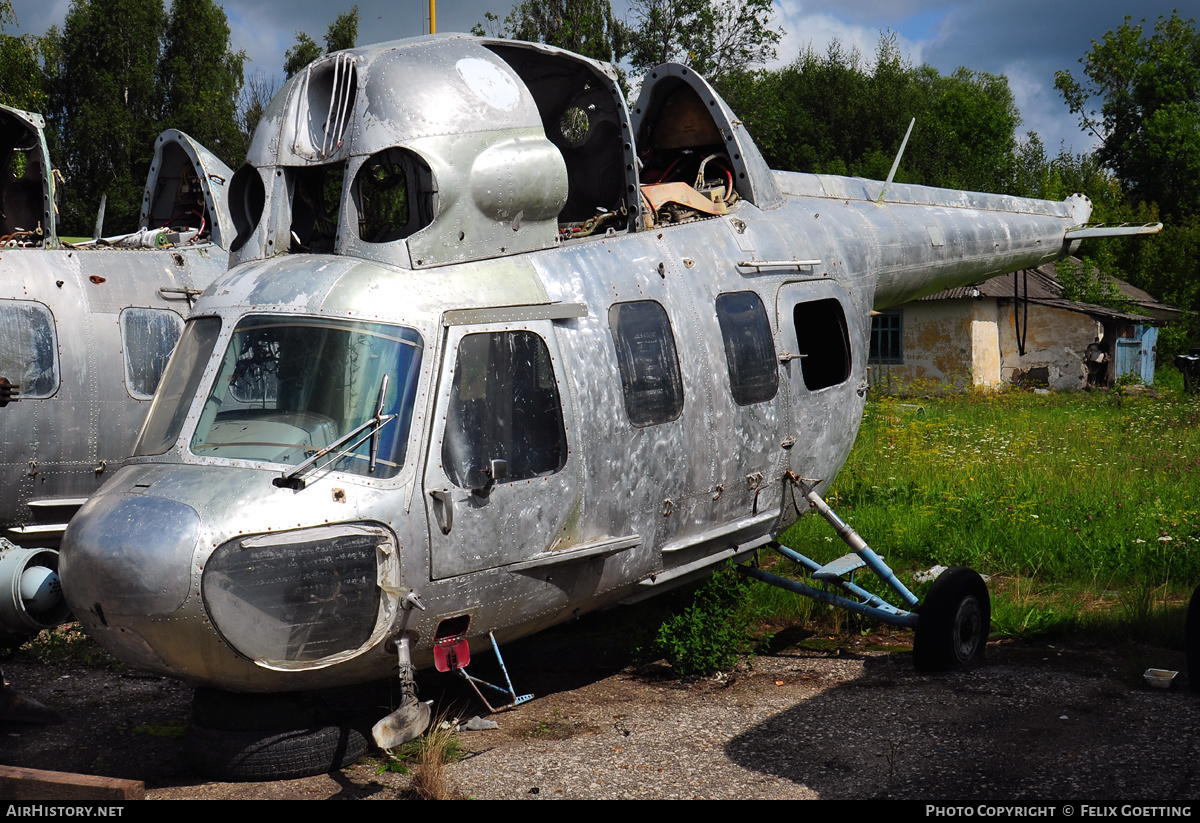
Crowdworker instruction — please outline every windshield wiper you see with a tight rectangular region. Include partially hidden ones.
[273,375,396,490]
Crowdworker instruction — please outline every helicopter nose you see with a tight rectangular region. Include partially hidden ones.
[61,494,202,620]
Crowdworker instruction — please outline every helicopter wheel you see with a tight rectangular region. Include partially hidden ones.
[913,566,990,672]
[185,688,369,781]
[1187,585,1200,692]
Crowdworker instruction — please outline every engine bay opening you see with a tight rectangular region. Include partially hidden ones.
[484,43,637,239]
[144,141,215,241]
[636,81,740,228]
[0,108,52,245]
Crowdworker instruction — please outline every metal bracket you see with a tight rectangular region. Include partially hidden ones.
[457,631,533,713]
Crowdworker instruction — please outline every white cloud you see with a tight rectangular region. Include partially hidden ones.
[772,0,925,68]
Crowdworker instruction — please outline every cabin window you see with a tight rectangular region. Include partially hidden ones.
[188,316,423,479]
[793,298,852,391]
[0,300,58,398]
[121,308,184,400]
[609,301,684,426]
[288,162,345,253]
[442,331,567,488]
[351,148,435,243]
[715,292,778,405]
[869,311,903,364]
[135,316,222,455]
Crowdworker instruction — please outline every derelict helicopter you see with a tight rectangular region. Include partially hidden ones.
[0,104,234,653]
[55,35,1160,779]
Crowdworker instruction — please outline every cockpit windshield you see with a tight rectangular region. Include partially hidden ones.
[188,316,422,478]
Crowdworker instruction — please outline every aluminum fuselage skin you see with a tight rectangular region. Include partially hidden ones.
[0,115,232,543]
[59,36,1088,692]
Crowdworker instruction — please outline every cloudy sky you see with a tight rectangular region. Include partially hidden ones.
[6,0,1192,153]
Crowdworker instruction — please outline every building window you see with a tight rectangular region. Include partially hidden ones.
[869,311,903,364]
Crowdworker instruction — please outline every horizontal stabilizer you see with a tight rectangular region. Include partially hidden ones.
[1066,222,1163,239]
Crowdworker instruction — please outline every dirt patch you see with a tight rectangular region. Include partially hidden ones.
[2,620,1198,800]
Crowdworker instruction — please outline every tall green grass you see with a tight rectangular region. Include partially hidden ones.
[768,385,1200,642]
[782,388,1200,585]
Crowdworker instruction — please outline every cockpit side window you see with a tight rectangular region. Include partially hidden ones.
[352,148,435,244]
[135,316,222,456]
[441,331,567,488]
[288,162,345,254]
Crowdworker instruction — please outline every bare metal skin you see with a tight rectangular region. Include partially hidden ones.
[57,36,1148,695]
[0,110,233,546]
[0,108,233,717]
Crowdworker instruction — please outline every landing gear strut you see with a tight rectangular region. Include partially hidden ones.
[740,477,990,671]
[372,634,432,749]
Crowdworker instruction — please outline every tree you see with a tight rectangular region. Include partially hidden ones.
[0,5,50,124]
[48,0,167,235]
[1055,13,1200,220]
[0,34,48,112]
[239,70,280,145]
[472,0,629,66]
[722,34,1022,194]
[159,0,245,166]
[324,6,359,53]
[917,65,1021,193]
[1053,14,1200,362]
[283,31,321,78]
[625,0,781,84]
[284,7,360,78]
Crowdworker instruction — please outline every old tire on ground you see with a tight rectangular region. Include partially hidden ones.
[185,722,369,782]
[913,566,990,672]
[1187,585,1200,692]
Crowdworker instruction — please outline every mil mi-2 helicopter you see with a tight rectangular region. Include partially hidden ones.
[0,104,233,655]
[56,35,1160,779]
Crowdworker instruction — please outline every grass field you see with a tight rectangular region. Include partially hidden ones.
[766,377,1200,644]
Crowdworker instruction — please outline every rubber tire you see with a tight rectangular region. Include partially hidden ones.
[185,722,369,782]
[913,566,990,672]
[1187,585,1200,692]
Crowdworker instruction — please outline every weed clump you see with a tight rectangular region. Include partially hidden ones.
[655,565,761,677]
[19,623,121,669]
[383,715,465,800]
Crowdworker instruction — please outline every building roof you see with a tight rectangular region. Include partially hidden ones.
[916,259,1179,325]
